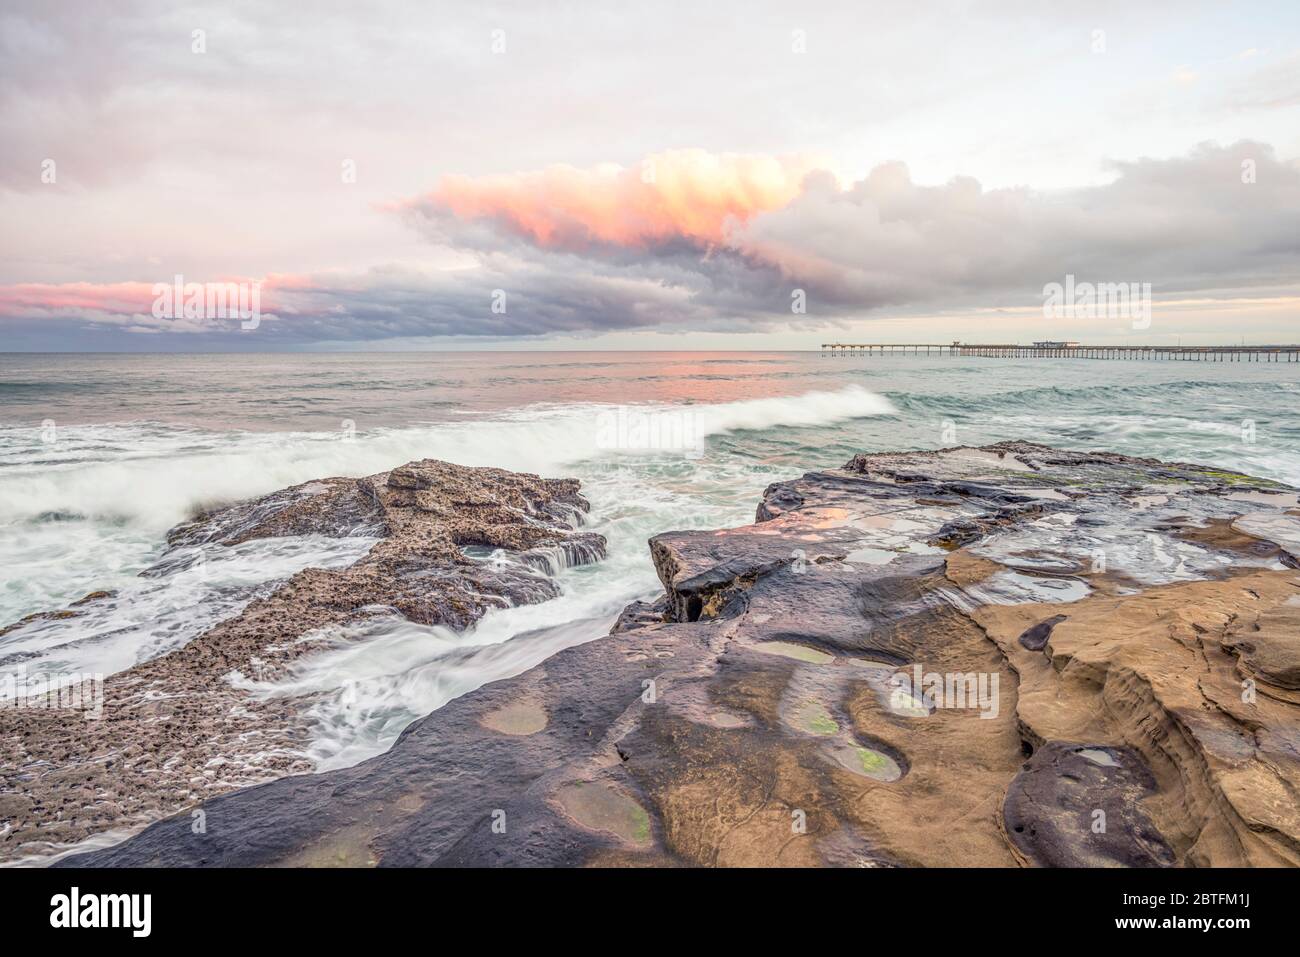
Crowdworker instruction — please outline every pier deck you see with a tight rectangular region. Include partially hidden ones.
[820,343,1300,361]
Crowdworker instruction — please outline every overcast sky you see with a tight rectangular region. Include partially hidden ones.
[1,0,1298,350]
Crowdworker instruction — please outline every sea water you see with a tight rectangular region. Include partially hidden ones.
[2,351,1297,768]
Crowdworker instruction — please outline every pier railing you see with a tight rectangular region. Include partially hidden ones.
[820,343,1300,361]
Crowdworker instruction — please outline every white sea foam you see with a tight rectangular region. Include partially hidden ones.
[237,601,630,771]
[0,386,893,531]
[7,367,1297,778]
[0,385,897,728]
[0,534,378,680]
[231,436,788,769]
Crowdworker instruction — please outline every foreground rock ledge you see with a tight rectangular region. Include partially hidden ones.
[57,442,1300,867]
[0,460,603,862]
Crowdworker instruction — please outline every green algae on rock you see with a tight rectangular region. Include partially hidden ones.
[554,782,653,848]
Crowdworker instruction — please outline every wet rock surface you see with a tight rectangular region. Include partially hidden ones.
[46,442,1300,867]
[0,459,602,862]
[1004,742,1176,867]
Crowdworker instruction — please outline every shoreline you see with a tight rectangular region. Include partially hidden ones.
[5,441,1297,866]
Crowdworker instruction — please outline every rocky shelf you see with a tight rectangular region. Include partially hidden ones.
[0,459,604,862]
[10,442,1300,867]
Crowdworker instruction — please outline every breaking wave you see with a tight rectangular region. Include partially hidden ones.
[0,385,895,530]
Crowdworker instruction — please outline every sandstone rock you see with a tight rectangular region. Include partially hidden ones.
[55,443,1300,867]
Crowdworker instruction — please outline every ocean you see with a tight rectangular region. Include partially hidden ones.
[3,351,1298,770]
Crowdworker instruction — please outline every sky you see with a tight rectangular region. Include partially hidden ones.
[1,0,1298,351]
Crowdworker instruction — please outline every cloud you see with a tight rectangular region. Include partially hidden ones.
[1222,50,1300,112]
[404,150,825,253]
[728,140,1300,307]
[0,276,288,334]
[400,139,1300,322]
[0,281,161,315]
[0,265,716,343]
[3,141,1298,344]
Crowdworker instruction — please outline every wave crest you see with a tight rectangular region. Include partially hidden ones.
[0,385,895,530]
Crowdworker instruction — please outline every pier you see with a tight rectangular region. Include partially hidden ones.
[820,341,1300,361]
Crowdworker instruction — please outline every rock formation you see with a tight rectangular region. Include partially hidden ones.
[13,442,1300,867]
[0,460,603,861]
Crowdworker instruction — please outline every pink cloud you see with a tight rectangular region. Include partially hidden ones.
[0,276,299,326]
[412,149,828,252]
[0,281,160,315]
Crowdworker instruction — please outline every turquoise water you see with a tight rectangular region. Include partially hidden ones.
[2,351,1297,767]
